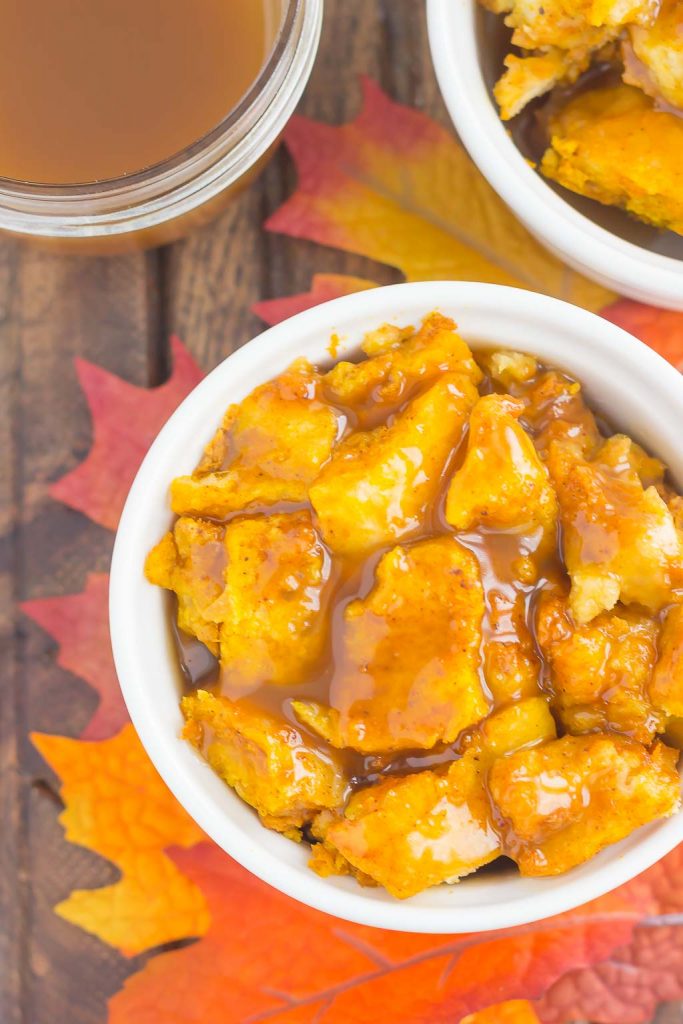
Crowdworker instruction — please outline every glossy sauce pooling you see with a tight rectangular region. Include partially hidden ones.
[0,0,276,183]
[174,351,584,793]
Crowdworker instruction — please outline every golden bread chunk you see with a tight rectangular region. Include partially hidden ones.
[171,360,339,517]
[312,760,499,899]
[144,517,225,654]
[548,437,681,623]
[323,312,481,413]
[445,394,558,540]
[624,0,683,113]
[597,434,665,488]
[292,536,487,753]
[198,360,337,478]
[182,690,346,839]
[590,0,657,25]
[500,2,614,53]
[170,470,308,520]
[485,589,542,704]
[541,85,683,236]
[359,322,416,355]
[213,511,328,687]
[480,349,538,387]
[310,375,478,555]
[489,733,680,875]
[519,370,602,458]
[477,694,557,754]
[494,50,584,120]
[650,605,683,718]
[147,511,328,686]
[483,0,655,60]
[536,591,661,742]
[308,840,378,888]
[311,698,556,898]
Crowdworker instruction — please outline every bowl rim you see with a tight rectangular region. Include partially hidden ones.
[426,0,683,311]
[110,280,683,933]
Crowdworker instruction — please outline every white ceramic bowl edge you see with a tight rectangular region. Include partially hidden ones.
[427,0,683,310]
[110,281,683,933]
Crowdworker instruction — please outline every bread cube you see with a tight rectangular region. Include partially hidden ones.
[293,536,487,752]
[182,690,346,840]
[489,733,680,875]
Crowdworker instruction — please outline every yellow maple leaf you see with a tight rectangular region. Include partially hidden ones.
[32,724,209,956]
[266,77,614,311]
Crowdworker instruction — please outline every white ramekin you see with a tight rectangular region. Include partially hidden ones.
[427,0,683,311]
[110,281,683,934]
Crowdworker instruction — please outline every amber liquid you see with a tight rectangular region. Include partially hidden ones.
[0,0,277,184]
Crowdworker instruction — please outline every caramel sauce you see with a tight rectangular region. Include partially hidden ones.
[0,0,277,184]
[173,354,599,798]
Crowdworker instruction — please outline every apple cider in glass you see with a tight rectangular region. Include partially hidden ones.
[0,0,322,249]
[0,0,275,184]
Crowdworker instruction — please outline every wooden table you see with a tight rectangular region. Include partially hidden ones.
[0,3,679,1022]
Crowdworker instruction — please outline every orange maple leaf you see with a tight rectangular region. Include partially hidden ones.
[32,725,209,957]
[602,299,683,370]
[21,572,126,740]
[265,78,613,310]
[50,337,203,532]
[108,842,655,1024]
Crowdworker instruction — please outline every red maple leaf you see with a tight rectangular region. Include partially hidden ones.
[50,337,203,532]
[108,843,658,1024]
[602,299,683,370]
[536,846,683,1024]
[536,924,683,1024]
[253,273,376,326]
[21,573,126,740]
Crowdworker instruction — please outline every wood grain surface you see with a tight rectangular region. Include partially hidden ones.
[0,3,678,1023]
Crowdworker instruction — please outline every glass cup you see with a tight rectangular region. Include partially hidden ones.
[0,0,323,252]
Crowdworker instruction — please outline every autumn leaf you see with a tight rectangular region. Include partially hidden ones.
[21,573,126,740]
[461,1000,542,1024]
[108,842,653,1024]
[536,845,683,1024]
[253,273,377,326]
[602,299,683,370]
[265,77,613,310]
[32,725,209,956]
[50,337,203,532]
[537,924,683,1024]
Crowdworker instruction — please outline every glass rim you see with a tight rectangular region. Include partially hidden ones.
[0,0,323,235]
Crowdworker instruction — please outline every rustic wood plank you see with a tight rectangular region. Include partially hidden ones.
[0,243,165,1024]
[0,241,23,1024]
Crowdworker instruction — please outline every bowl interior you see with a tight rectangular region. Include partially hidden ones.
[110,282,683,933]
[475,8,683,262]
